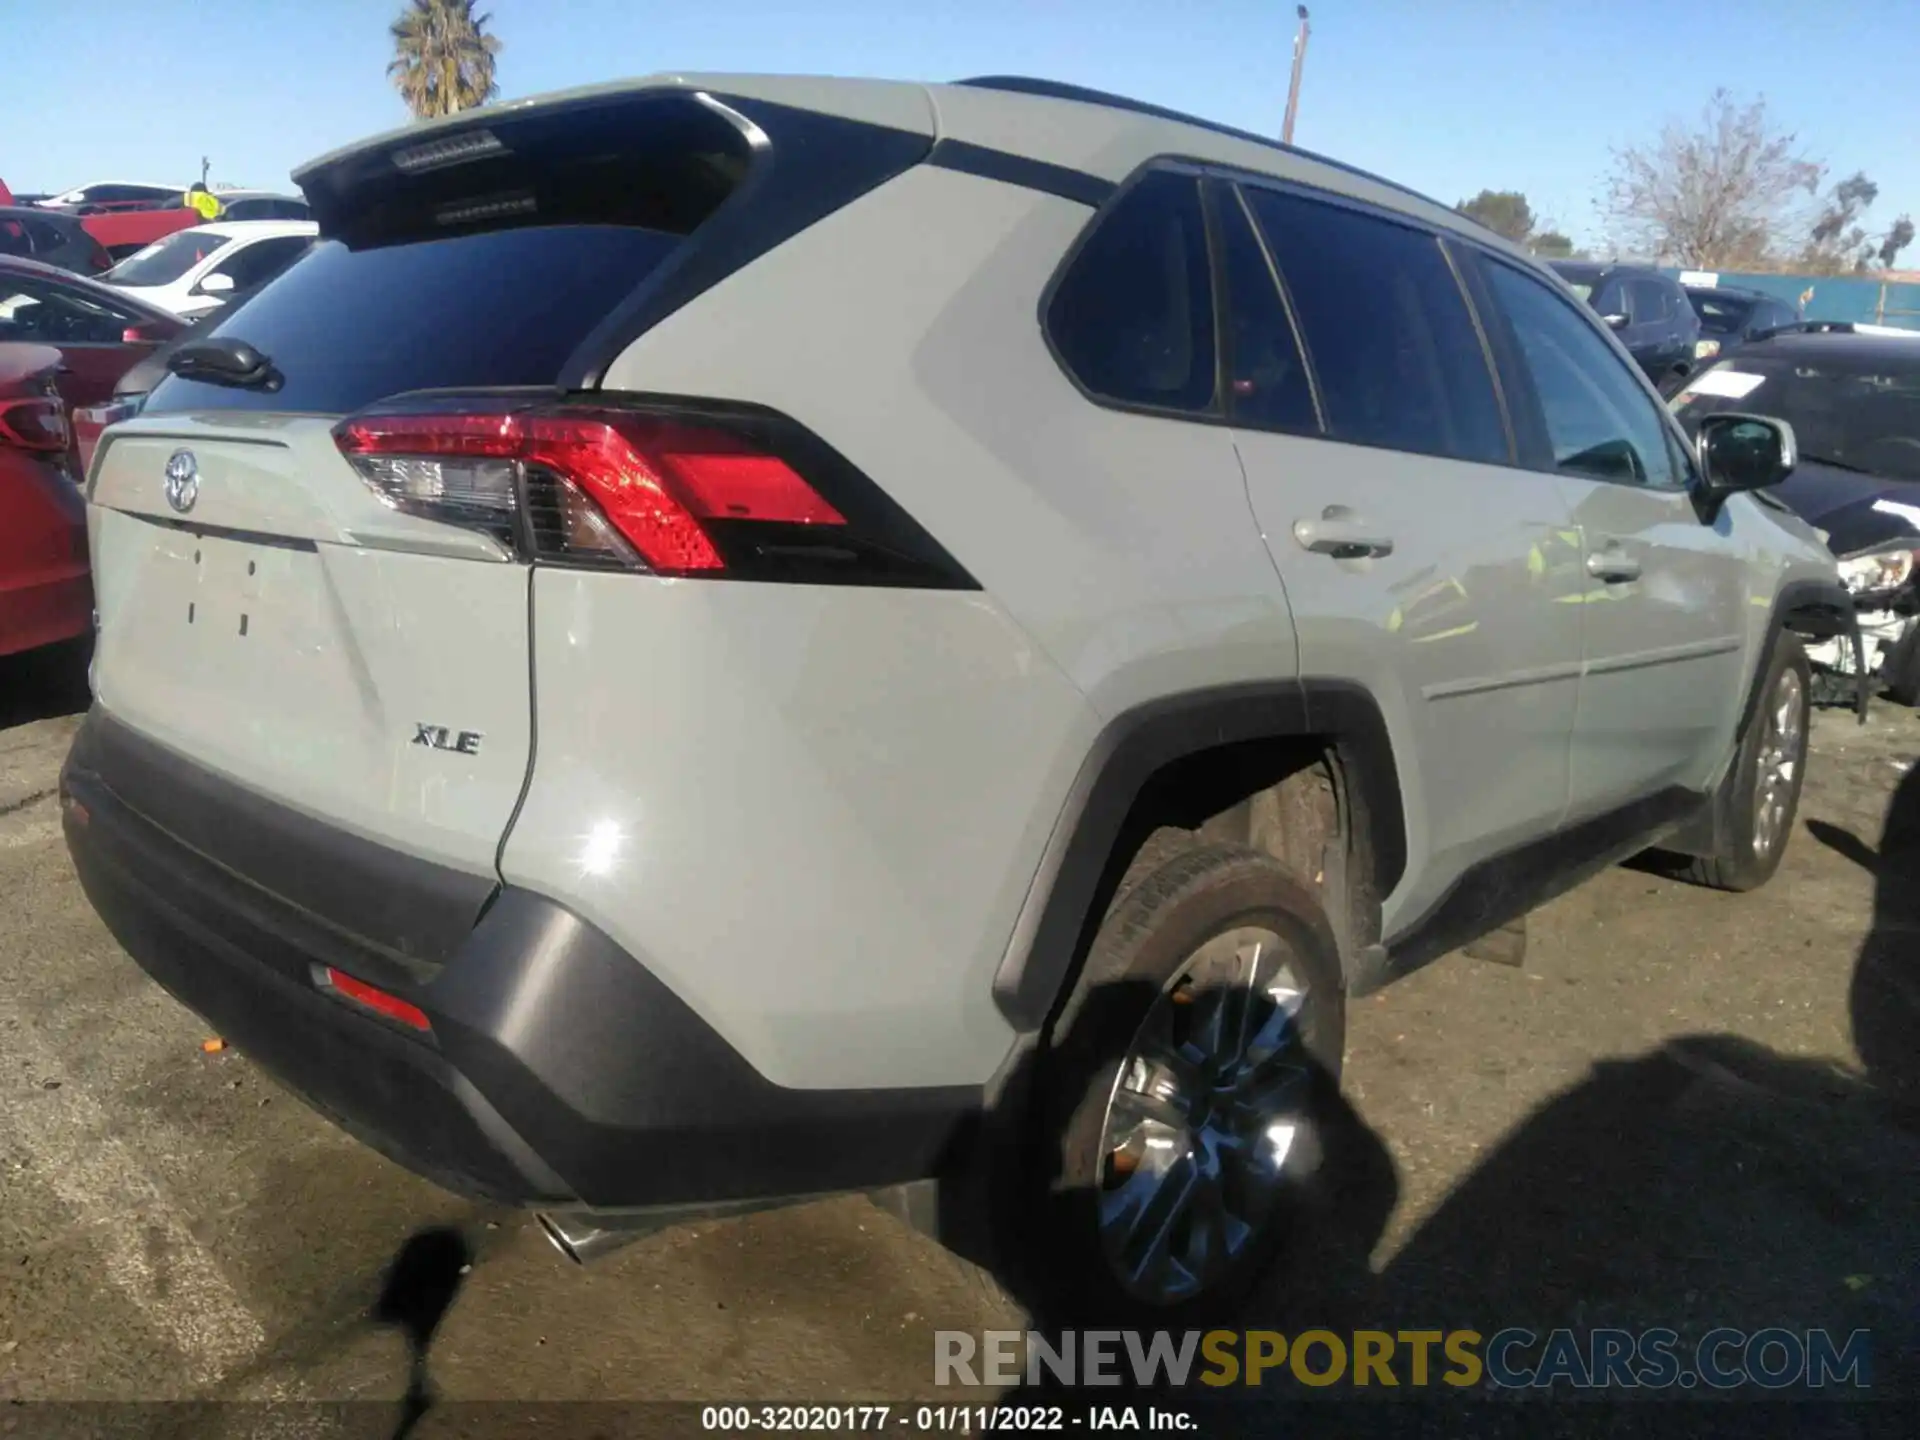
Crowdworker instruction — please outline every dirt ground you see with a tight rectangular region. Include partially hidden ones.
[1,640,1915,1434]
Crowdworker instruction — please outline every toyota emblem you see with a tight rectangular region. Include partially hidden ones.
[163,449,199,514]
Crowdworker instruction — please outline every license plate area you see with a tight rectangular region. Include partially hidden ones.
[167,526,322,648]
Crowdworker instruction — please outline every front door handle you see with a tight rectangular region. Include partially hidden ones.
[1293,508,1395,559]
[1586,548,1641,582]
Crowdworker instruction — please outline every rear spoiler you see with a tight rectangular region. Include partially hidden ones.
[1753,320,1856,341]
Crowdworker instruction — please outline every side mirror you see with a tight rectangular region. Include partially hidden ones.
[1602,313,1630,332]
[195,272,235,296]
[1696,413,1796,511]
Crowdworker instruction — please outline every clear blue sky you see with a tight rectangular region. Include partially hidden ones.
[4,0,1914,248]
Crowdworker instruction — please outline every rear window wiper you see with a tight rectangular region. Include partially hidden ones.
[164,336,283,393]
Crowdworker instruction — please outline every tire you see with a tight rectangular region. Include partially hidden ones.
[1015,840,1347,1325]
[1684,634,1812,891]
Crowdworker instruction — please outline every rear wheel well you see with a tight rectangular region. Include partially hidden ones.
[1054,735,1385,1028]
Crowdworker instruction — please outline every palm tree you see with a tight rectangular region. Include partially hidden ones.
[387,0,502,121]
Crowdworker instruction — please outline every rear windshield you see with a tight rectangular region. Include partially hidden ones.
[143,228,682,414]
[1688,291,1756,335]
[144,91,753,417]
[108,230,230,286]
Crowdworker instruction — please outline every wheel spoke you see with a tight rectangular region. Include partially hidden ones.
[1236,985,1306,1073]
[1180,1155,1241,1278]
[1108,1073,1189,1136]
[1106,1146,1202,1291]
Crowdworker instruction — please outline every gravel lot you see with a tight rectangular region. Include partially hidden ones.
[2,639,1915,1428]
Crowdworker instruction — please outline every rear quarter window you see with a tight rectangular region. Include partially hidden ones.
[1045,168,1217,415]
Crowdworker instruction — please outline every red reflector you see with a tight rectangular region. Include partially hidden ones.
[335,409,845,575]
[324,967,432,1031]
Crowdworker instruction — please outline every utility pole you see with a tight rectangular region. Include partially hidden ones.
[1281,6,1311,145]
[199,155,210,187]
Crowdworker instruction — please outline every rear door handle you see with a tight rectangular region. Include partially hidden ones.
[1586,546,1641,583]
[1292,509,1395,559]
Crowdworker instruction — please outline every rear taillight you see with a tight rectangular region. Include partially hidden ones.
[0,396,69,453]
[334,400,974,588]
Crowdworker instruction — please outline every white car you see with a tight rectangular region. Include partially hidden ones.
[101,219,317,319]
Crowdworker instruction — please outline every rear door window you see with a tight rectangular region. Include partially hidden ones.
[143,92,757,417]
[1213,185,1317,433]
[1046,168,1217,414]
[1242,186,1509,464]
[206,235,312,291]
[1627,279,1669,323]
[0,275,134,344]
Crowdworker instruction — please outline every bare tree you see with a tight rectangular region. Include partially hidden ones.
[1603,90,1822,267]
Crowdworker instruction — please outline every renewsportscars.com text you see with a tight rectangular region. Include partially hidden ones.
[935,1327,1872,1391]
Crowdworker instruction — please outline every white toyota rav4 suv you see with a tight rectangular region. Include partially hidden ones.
[63,74,1853,1319]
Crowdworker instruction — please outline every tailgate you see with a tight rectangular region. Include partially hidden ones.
[85,413,530,879]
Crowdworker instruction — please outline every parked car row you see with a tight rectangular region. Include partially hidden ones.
[1543,261,1893,396]
[0,173,312,263]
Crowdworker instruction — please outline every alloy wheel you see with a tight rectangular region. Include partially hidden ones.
[1752,665,1805,859]
[1094,925,1321,1306]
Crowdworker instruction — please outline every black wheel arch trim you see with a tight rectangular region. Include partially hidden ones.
[1772,576,1869,723]
[989,678,1407,1032]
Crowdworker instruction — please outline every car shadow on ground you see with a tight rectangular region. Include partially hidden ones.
[967,780,1920,1436]
[0,637,91,733]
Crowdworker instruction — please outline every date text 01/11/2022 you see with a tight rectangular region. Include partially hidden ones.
[699,1405,1198,1432]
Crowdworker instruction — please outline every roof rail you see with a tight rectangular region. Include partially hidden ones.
[952,75,1451,215]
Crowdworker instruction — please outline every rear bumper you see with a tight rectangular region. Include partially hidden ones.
[60,708,977,1211]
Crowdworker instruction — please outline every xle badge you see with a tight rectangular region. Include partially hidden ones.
[413,724,483,756]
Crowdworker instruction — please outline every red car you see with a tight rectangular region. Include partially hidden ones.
[0,344,89,658]
[81,206,204,262]
[0,254,184,428]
